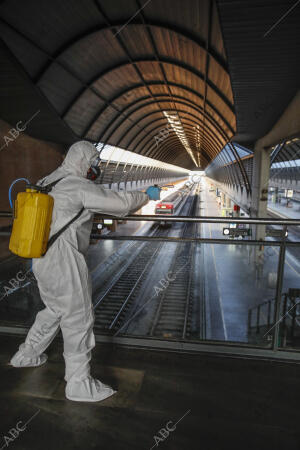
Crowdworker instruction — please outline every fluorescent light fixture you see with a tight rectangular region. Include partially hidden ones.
[163,111,199,166]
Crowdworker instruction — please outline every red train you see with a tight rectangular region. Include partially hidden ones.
[154,202,174,215]
[155,191,189,225]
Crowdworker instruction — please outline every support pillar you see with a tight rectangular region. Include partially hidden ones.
[248,90,300,270]
[220,192,226,208]
[275,187,279,203]
[250,141,272,240]
[250,141,272,268]
[225,196,231,209]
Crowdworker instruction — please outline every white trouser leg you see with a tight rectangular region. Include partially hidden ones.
[62,306,116,402]
[61,306,95,382]
[23,306,61,356]
[10,306,60,367]
[30,244,115,401]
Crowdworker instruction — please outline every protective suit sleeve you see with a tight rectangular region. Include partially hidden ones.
[81,183,149,216]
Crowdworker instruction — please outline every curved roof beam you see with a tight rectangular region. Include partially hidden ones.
[156,145,186,164]
[0,15,233,168]
[138,114,225,160]
[118,104,228,155]
[89,94,229,159]
[34,22,229,83]
[147,132,216,164]
[97,85,235,144]
[128,119,220,161]
[147,130,221,162]
[162,146,188,164]
[148,137,188,163]
[130,118,224,160]
[114,96,230,149]
[154,129,218,163]
[124,116,223,162]
[63,58,234,134]
[149,128,221,163]
[157,140,211,167]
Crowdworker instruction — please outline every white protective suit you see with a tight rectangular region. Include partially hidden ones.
[10,141,149,402]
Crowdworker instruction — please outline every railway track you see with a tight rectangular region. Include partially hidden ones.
[93,188,194,333]
[149,192,200,339]
[93,226,169,332]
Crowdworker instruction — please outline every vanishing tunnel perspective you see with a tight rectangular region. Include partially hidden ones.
[0,1,300,449]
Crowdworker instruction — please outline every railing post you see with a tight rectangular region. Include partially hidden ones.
[291,299,296,340]
[272,225,288,351]
[282,294,288,333]
[248,309,252,332]
[256,305,261,334]
[267,300,271,327]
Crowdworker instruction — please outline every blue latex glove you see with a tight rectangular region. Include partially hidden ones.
[146,185,161,201]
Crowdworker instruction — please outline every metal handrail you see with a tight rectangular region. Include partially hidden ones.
[1,210,299,357]
[2,211,300,225]
[90,235,299,247]
[248,298,276,333]
[100,215,300,225]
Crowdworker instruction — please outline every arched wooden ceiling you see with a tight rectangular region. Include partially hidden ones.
[0,0,236,169]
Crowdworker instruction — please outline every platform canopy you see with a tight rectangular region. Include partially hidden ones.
[0,0,299,169]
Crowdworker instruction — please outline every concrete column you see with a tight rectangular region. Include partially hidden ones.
[225,196,231,209]
[250,141,273,267]
[248,90,300,270]
[220,192,226,208]
[250,141,272,240]
[275,187,279,203]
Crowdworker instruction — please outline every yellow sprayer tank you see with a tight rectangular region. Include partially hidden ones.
[9,188,54,258]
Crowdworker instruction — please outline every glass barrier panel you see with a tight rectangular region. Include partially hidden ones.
[278,239,300,350]
[0,221,299,356]
[90,238,280,347]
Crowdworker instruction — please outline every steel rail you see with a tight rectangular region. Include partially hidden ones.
[93,228,168,331]
[90,235,300,246]
[93,187,193,332]
[108,240,165,329]
[149,191,198,338]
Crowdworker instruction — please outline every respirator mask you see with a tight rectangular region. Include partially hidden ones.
[87,155,101,181]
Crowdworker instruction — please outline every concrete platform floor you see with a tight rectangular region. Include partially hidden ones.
[268,200,300,220]
[1,334,300,450]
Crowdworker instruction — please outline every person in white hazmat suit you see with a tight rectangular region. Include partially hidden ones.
[10,141,160,402]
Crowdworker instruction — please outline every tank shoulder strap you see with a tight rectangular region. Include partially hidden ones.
[42,177,64,193]
[43,176,85,253]
[46,207,85,253]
